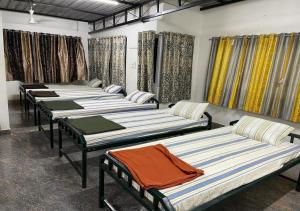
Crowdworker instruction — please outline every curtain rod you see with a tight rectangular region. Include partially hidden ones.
[3,29,81,39]
[209,33,300,40]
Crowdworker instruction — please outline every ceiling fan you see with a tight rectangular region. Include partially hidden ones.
[28,3,37,24]
[14,0,57,24]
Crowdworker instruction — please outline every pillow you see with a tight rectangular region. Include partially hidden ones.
[232,116,294,146]
[125,90,155,104]
[104,84,123,94]
[88,78,102,88]
[169,101,209,121]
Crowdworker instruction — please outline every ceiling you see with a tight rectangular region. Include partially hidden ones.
[0,0,149,22]
[0,0,245,23]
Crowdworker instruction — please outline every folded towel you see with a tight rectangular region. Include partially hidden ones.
[39,100,84,110]
[29,90,59,97]
[22,84,48,89]
[109,144,204,190]
[67,116,125,135]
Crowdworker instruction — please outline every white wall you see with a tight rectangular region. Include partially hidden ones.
[2,11,90,100]
[0,11,10,130]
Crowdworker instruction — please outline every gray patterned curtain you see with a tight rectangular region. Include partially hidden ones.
[88,36,127,87]
[88,38,98,80]
[159,32,195,103]
[111,36,126,87]
[137,31,156,92]
[99,37,112,87]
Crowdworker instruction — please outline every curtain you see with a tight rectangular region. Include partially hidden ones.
[20,32,33,83]
[5,30,24,81]
[137,31,156,92]
[3,30,13,81]
[67,37,77,81]
[33,32,44,83]
[111,36,126,87]
[206,33,300,122]
[58,36,69,83]
[76,39,87,80]
[88,36,127,87]
[88,38,98,80]
[99,37,112,87]
[4,29,87,83]
[159,32,194,104]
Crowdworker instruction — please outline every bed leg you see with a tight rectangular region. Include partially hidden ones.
[50,119,54,149]
[19,90,22,107]
[58,125,63,157]
[296,171,300,192]
[82,149,87,188]
[34,104,37,126]
[99,157,105,208]
[37,110,41,131]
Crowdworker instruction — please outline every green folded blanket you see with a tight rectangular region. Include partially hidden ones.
[40,100,84,110]
[29,90,59,97]
[66,116,126,135]
[22,84,48,89]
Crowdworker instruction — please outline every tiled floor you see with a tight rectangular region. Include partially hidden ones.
[1,102,300,211]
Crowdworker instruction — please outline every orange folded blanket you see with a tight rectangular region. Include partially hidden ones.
[109,144,204,190]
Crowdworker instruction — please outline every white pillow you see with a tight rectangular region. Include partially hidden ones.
[125,90,155,104]
[232,116,295,146]
[88,78,102,88]
[169,101,209,121]
[104,84,123,94]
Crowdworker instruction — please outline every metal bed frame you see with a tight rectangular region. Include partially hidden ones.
[99,121,300,211]
[36,95,156,150]
[57,105,211,188]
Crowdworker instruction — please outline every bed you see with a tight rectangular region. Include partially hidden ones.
[19,83,105,110]
[37,97,160,149]
[57,108,212,188]
[22,86,125,125]
[100,125,300,211]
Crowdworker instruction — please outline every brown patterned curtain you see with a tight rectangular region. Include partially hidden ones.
[137,31,156,92]
[33,32,44,83]
[58,36,69,83]
[4,29,87,83]
[76,38,87,80]
[111,36,126,87]
[99,37,112,87]
[3,30,13,81]
[4,30,24,81]
[158,32,194,103]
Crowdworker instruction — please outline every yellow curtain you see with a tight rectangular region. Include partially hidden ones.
[291,84,300,122]
[243,34,277,113]
[228,37,249,108]
[271,34,295,117]
[207,37,234,105]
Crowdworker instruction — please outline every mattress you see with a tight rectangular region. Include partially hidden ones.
[67,109,209,147]
[23,84,102,91]
[50,98,158,120]
[28,89,122,102]
[107,126,300,211]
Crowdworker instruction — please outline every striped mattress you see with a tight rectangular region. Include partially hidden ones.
[67,109,209,147]
[107,126,300,211]
[50,98,157,120]
[28,89,123,102]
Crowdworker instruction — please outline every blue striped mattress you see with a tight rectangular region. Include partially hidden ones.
[50,98,157,120]
[67,109,209,147]
[107,126,300,211]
